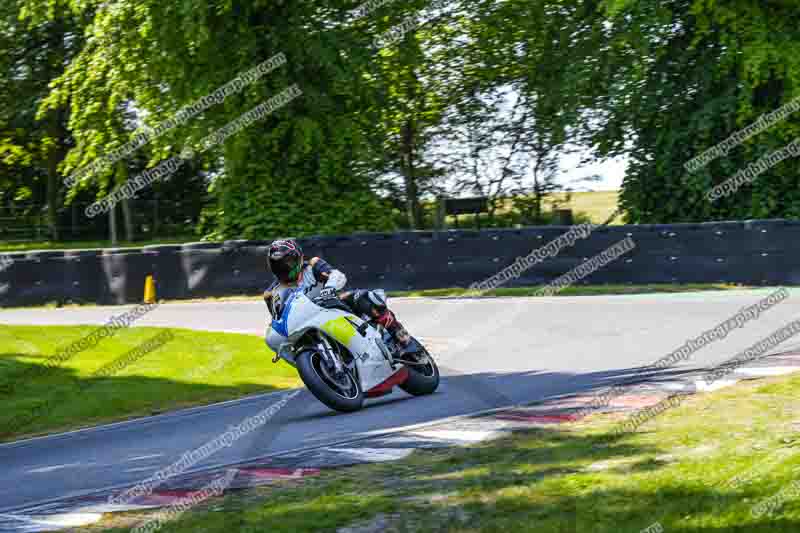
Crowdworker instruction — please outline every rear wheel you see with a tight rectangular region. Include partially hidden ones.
[296,350,364,412]
[399,339,440,396]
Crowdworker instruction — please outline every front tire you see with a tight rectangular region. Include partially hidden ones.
[296,350,364,413]
[399,339,440,396]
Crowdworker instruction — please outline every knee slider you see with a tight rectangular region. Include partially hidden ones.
[355,290,387,316]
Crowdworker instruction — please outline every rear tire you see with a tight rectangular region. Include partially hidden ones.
[296,350,364,412]
[399,340,440,396]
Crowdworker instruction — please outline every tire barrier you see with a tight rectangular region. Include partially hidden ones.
[1,219,798,307]
[143,245,186,301]
[65,250,105,304]
[102,248,151,305]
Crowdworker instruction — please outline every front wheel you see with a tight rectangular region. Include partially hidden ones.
[296,349,364,413]
[399,339,440,396]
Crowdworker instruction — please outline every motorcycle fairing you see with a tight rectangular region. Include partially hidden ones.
[268,288,398,391]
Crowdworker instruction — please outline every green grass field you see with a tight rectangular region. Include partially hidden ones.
[94,371,800,532]
[393,283,746,298]
[0,325,299,442]
[440,190,621,228]
[545,190,622,224]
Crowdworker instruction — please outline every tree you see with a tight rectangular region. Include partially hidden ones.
[436,0,597,225]
[0,0,86,240]
[24,0,396,239]
[364,0,467,229]
[571,0,800,222]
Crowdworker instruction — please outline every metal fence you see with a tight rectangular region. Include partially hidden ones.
[0,198,206,244]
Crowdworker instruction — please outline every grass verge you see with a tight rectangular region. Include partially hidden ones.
[95,372,800,532]
[0,325,299,442]
[391,283,748,298]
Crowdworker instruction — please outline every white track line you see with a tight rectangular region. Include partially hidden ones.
[694,379,740,392]
[734,366,800,377]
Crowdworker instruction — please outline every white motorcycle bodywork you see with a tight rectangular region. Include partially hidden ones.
[266,288,399,392]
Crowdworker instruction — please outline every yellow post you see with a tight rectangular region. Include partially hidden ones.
[144,275,156,304]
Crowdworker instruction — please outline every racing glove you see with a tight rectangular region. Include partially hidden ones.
[324,269,347,291]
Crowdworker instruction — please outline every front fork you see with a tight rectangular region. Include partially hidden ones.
[272,342,293,364]
[269,333,344,372]
[317,335,345,374]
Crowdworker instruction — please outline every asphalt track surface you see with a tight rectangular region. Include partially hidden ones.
[2,289,800,513]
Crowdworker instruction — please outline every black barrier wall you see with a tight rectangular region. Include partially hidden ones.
[1,219,799,307]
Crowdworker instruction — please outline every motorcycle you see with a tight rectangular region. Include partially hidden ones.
[266,287,439,412]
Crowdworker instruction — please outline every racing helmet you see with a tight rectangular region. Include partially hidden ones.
[268,239,304,283]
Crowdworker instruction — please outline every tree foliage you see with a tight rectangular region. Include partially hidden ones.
[4,0,800,242]
[586,0,800,222]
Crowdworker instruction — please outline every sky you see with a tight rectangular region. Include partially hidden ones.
[559,149,628,191]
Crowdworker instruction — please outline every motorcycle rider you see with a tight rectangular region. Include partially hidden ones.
[263,239,410,347]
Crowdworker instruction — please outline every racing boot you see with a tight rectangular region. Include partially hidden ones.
[342,289,412,347]
[373,308,410,347]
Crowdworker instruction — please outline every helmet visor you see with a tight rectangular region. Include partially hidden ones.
[269,254,303,283]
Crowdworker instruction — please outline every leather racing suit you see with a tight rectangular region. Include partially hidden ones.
[264,257,409,346]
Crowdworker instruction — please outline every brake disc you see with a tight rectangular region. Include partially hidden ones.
[318,357,352,389]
